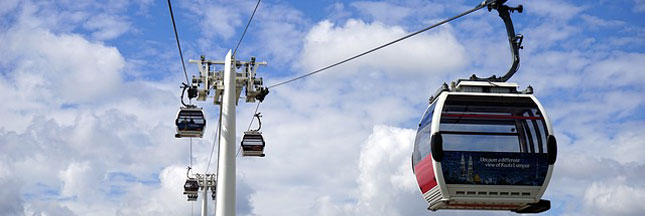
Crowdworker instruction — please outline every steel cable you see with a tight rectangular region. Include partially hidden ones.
[167,0,190,83]
[233,0,262,57]
[267,1,492,89]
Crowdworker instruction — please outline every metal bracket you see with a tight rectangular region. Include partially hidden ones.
[465,0,524,82]
[188,55,267,105]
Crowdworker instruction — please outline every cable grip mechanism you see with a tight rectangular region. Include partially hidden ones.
[466,0,524,82]
[252,112,262,131]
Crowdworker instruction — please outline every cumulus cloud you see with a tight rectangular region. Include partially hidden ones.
[24,201,77,216]
[584,53,645,87]
[0,178,24,215]
[59,162,100,199]
[83,13,131,40]
[0,110,221,215]
[0,26,125,103]
[115,165,194,216]
[298,19,466,82]
[0,5,132,133]
[583,178,645,216]
[353,125,426,216]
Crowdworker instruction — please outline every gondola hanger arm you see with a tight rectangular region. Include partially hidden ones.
[253,112,262,131]
[466,0,524,82]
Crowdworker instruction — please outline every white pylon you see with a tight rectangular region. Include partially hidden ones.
[215,50,237,216]
[186,50,267,216]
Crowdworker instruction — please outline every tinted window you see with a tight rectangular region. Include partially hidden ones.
[413,102,436,166]
[439,95,548,153]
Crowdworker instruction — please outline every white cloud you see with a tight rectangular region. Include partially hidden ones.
[0,109,207,215]
[114,165,194,216]
[2,0,141,42]
[24,201,77,216]
[299,19,466,80]
[325,3,352,22]
[0,26,125,104]
[0,25,127,135]
[184,1,243,40]
[584,53,645,87]
[83,13,131,40]
[580,14,625,28]
[523,0,585,21]
[523,21,580,51]
[353,125,427,216]
[58,161,112,204]
[583,178,645,216]
[0,178,24,215]
[350,1,413,24]
[516,51,645,100]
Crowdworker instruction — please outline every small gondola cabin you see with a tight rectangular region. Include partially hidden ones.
[241,130,266,157]
[183,179,199,201]
[175,106,206,138]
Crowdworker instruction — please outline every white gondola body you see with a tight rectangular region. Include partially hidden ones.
[412,81,556,213]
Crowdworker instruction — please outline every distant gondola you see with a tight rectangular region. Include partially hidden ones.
[241,113,266,157]
[241,130,266,157]
[175,106,206,138]
[183,178,199,201]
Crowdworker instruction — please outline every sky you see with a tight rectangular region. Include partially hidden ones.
[0,0,644,215]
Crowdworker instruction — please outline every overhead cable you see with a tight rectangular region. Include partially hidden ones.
[206,107,223,173]
[167,0,190,83]
[267,0,496,89]
[189,138,193,167]
[233,0,262,57]
[246,102,261,131]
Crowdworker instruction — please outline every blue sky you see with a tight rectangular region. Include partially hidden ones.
[1,0,644,215]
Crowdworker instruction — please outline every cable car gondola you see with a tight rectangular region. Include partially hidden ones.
[241,113,266,157]
[175,106,206,138]
[183,178,199,201]
[412,81,556,213]
[412,1,556,213]
[241,130,265,157]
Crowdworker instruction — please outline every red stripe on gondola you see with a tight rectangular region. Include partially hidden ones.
[448,203,522,208]
[442,113,544,120]
[414,155,437,193]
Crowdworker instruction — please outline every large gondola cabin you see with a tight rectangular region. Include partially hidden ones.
[412,81,556,213]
